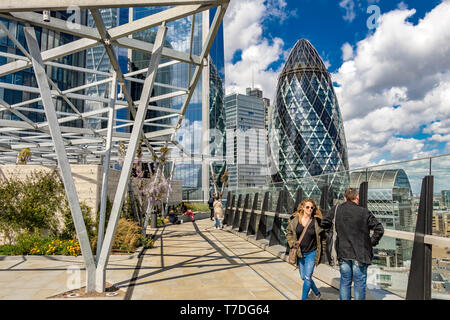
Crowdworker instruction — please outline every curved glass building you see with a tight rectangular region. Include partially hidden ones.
[351,169,415,267]
[269,39,349,201]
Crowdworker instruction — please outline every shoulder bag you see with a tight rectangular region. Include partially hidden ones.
[288,218,312,266]
[325,204,340,267]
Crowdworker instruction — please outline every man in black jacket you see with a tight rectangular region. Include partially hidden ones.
[321,188,384,300]
[208,194,215,221]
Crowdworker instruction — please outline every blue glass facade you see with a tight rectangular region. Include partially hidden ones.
[86,9,129,131]
[130,8,226,200]
[269,39,349,200]
[0,12,87,127]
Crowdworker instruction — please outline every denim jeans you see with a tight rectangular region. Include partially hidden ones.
[339,258,369,300]
[214,218,222,228]
[298,250,320,300]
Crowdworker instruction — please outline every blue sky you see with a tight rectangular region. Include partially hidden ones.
[223,0,450,169]
[259,0,442,73]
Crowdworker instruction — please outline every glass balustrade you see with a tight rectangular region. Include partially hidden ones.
[226,153,450,300]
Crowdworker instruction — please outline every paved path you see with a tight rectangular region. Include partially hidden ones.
[0,218,339,300]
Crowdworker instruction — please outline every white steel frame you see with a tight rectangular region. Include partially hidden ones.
[0,0,229,292]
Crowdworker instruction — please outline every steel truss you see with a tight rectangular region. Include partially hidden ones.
[0,0,229,292]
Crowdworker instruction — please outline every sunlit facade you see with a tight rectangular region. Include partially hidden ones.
[225,93,266,190]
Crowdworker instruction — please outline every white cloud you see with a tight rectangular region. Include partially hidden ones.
[341,42,354,61]
[427,119,450,153]
[332,1,450,168]
[174,119,203,156]
[223,0,296,102]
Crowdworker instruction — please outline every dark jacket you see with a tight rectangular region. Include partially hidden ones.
[208,197,214,209]
[321,201,384,265]
[286,214,326,266]
[168,212,178,224]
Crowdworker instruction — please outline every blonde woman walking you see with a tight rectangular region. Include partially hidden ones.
[286,198,325,300]
[213,196,224,229]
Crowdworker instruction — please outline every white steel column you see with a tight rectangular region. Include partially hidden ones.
[164,161,177,216]
[96,71,118,261]
[95,24,167,292]
[201,9,210,202]
[142,163,162,232]
[24,26,97,292]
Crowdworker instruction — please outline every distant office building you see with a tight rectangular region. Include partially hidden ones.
[225,92,266,189]
[246,87,262,99]
[263,97,271,131]
[447,214,450,237]
[442,190,450,209]
[269,39,349,204]
[432,212,447,236]
[351,169,416,267]
[246,87,271,132]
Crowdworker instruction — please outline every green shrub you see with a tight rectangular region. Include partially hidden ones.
[0,169,151,256]
[91,218,151,254]
[0,170,65,242]
[0,169,95,244]
[61,202,95,241]
[0,244,16,255]
[185,202,209,212]
[0,233,81,256]
[138,236,154,249]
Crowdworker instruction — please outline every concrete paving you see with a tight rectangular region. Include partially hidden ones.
[0,218,339,300]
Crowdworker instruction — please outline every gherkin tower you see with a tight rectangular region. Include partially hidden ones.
[269,39,349,204]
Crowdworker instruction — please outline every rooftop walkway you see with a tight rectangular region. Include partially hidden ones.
[0,218,339,300]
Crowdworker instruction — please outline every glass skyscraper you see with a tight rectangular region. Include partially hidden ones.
[129,7,226,201]
[225,92,266,190]
[269,39,349,201]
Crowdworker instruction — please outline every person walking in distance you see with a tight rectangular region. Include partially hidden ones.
[286,198,326,300]
[321,188,384,300]
[213,196,224,229]
[208,194,215,221]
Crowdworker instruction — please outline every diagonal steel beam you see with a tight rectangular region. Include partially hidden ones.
[0,5,209,78]
[24,26,97,292]
[90,8,158,159]
[0,20,100,139]
[168,3,228,144]
[96,71,117,262]
[1,11,203,66]
[0,99,101,159]
[0,0,225,12]
[95,23,168,293]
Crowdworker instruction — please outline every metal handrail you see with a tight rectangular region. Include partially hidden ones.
[260,153,450,186]
[229,206,450,248]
